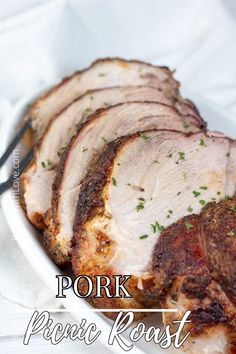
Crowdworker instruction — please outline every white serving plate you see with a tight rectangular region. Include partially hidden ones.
[1,86,236,354]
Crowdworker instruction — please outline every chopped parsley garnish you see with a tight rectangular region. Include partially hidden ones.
[90,95,94,100]
[224,194,230,200]
[227,230,235,237]
[98,73,106,77]
[199,199,206,206]
[183,122,189,129]
[167,153,172,158]
[117,162,121,166]
[41,161,46,168]
[188,206,193,213]
[185,222,193,230]
[127,183,131,186]
[153,160,160,164]
[166,209,173,219]
[151,221,165,233]
[140,234,149,239]
[82,147,88,152]
[199,138,207,147]
[177,191,181,196]
[217,191,221,195]
[47,159,51,166]
[229,206,236,212]
[112,177,117,186]
[193,191,201,198]
[178,152,185,160]
[200,186,207,190]
[101,136,107,143]
[140,132,151,141]
[136,197,145,212]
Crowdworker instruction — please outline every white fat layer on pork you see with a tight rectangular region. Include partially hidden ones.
[94,131,235,276]
[32,59,178,135]
[57,102,200,249]
[25,87,175,224]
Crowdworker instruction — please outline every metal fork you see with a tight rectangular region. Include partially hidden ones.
[0,119,33,196]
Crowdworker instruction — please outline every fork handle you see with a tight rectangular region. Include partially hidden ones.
[0,117,32,168]
[0,149,34,196]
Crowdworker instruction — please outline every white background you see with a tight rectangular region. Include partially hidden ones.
[0,0,236,353]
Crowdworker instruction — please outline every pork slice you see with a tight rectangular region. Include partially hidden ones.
[71,130,235,312]
[45,102,203,265]
[27,58,181,138]
[22,86,181,229]
[149,197,236,353]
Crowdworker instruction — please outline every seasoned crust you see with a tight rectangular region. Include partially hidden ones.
[148,197,236,350]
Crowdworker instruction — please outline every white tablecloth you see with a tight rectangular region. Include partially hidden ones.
[0,0,236,353]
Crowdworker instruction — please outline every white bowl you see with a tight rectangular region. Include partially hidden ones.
[1,86,235,354]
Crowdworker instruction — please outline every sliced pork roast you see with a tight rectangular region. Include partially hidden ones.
[22,86,203,229]
[27,58,184,139]
[45,103,204,265]
[148,197,236,353]
[71,131,236,316]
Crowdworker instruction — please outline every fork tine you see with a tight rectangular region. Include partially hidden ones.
[0,118,32,168]
[0,148,34,196]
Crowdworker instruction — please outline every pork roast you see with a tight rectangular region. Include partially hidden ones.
[22,86,179,229]
[27,58,183,139]
[45,103,204,265]
[148,197,236,353]
[71,130,236,315]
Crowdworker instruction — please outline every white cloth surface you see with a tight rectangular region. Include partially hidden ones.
[0,0,236,352]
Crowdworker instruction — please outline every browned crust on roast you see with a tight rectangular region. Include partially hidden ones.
[28,57,180,119]
[148,197,236,350]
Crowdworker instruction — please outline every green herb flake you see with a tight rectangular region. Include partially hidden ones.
[140,132,151,141]
[82,147,88,152]
[178,151,185,160]
[168,210,173,214]
[217,191,221,196]
[193,191,201,198]
[229,206,236,212]
[177,191,181,196]
[200,186,208,190]
[112,177,117,186]
[90,95,94,100]
[136,196,146,212]
[183,122,189,129]
[98,73,106,77]
[140,234,149,240]
[153,160,160,164]
[127,183,131,187]
[47,159,51,166]
[199,138,207,147]
[188,206,193,213]
[41,161,46,168]
[101,136,107,143]
[227,230,235,237]
[151,221,165,233]
[199,199,206,206]
[167,153,172,158]
[185,222,193,230]
[117,162,121,166]
[224,194,230,201]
